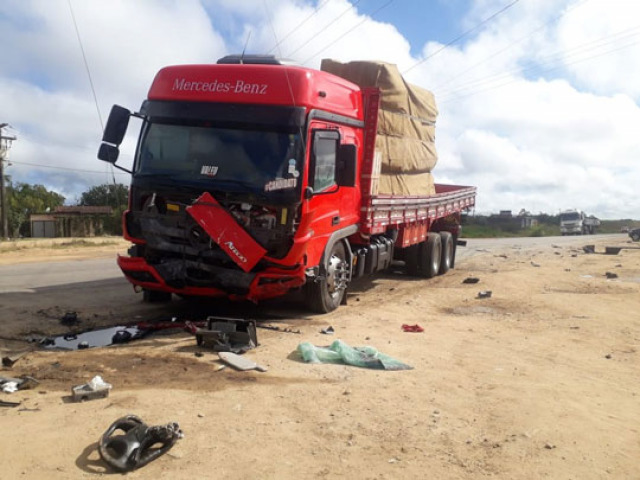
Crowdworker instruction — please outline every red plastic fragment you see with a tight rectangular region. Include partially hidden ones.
[401,324,424,333]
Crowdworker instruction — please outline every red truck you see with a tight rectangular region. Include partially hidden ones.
[98,55,476,313]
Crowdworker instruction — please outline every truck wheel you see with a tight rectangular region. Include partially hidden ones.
[419,233,442,278]
[306,241,349,313]
[439,232,453,274]
[405,244,420,276]
[142,289,172,303]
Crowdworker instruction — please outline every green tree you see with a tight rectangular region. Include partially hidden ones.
[7,182,65,237]
[79,183,129,235]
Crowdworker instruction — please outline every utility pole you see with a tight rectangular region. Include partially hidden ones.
[0,123,17,240]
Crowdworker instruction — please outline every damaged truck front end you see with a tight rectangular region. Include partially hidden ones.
[99,100,311,302]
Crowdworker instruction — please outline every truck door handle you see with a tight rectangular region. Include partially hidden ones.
[332,216,340,226]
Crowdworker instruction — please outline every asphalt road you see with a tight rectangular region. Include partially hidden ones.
[0,234,629,293]
[0,257,122,293]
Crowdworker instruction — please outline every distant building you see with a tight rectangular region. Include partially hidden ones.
[30,206,113,238]
[487,209,538,230]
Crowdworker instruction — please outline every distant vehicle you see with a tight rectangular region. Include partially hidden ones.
[629,228,640,242]
[559,210,600,235]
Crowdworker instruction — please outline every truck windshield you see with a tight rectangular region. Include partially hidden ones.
[560,213,580,221]
[136,122,303,198]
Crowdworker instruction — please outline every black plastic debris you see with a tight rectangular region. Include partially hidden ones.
[605,272,618,279]
[583,245,595,254]
[477,290,492,299]
[321,326,335,335]
[193,316,258,353]
[463,277,480,284]
[99,415,183,472]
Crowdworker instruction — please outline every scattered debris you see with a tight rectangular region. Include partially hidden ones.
[401,324,424,333]
[98,415,183,472]
[544,443,556,450]
[0,375,39,393]
[2,351,29,368]
[582,245,595,254]
[605,272,618,279]
[604,247,621,255]
[40,325,144,350]
[60,311,80,326]
[321,326,335,335]
[194,352,204,358]
[257,324,301,334]
[191,317,257,353]
[0,399,21,408]
[218,352,268,372]
[605,354,612,359]
[462,277,480,284]
[72,375,112,402]
[477,290,493,299]
[530,261,541,267]
[297,340,413,370]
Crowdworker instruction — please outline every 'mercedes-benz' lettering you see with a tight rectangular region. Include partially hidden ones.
[172,78,268,95]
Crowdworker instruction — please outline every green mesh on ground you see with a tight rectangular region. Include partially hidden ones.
[297,340,413,371]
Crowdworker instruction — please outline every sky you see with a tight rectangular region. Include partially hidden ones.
[1,0,639,218]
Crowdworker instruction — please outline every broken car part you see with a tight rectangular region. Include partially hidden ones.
[0,375,39,391]
[72,375,112,402]
[99,415,183,472]
[192,316,257,353]
[217,351,268,372]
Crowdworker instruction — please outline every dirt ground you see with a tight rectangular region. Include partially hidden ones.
[0,235,638,479]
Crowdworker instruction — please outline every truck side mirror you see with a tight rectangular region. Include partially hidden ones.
[336,144,357,187]
[102,105,131,146]
[97,143,120,164]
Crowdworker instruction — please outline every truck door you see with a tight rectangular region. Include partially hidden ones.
[305,127,359,266]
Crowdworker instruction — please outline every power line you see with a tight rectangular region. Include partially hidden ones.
[6,159,130,175]
[301,0,394,64]
[431,0,592,92]
[436,25,640,101]
[266,0,332,54]
[286,0,363,57]
[403,0,522,75]
[438,38,640,104]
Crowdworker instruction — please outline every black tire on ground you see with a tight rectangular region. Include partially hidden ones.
[405,243,420,276]
[142,289,172,303]
[419,233,442,278]
[306,241,349,313]
[439,231,454,274]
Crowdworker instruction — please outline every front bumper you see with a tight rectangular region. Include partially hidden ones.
[118,255,306,302]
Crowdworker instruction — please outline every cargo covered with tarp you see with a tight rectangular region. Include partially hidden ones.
[320,59,438,195]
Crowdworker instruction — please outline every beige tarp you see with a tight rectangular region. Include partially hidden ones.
[378,172,436,196]
[321,59,438,196]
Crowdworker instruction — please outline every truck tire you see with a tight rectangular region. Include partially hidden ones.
[439,232,454,274]
[142,289,172,303]
[405,244,420,276]
[306,241,349,313]
[419,233,442,278]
